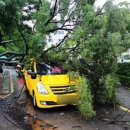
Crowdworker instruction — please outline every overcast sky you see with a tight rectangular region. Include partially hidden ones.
[95,0,130,8]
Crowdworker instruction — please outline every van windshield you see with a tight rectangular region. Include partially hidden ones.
[36,63,63,75]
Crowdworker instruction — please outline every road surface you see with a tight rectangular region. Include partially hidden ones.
[0,66,130,130]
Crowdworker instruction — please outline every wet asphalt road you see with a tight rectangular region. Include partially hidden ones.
[1,66,130,130]
[0,66,31,130]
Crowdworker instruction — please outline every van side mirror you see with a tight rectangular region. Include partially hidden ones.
[27,70,37,79]
[31,73,37,79]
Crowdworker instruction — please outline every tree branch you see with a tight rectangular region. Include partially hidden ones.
[38,0,42,6]
[42,33,69,55]
[45,0,58,26]
[0,52,23,57]
[96,3,106,16]
[0,40,17,45]
[46,28,73,33]
[14,18,29,56]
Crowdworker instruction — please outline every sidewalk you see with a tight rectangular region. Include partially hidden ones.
[0,71,10,95]
[0,70,23,130]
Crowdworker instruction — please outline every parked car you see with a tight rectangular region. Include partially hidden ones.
[24,60,78,108]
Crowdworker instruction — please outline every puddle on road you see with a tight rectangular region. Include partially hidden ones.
[24,99,58,130]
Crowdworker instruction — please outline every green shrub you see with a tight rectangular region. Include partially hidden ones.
[68,72,95,118]
[76,77,96,118]
[117,63,130,77]
[118,75,130,86]
[117,63,130,86]
[68,71,79,80]
[98,74,120,105]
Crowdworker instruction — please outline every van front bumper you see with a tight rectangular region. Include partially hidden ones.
[36,93,78,108]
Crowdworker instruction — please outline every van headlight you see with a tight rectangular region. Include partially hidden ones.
[37,82,48,95]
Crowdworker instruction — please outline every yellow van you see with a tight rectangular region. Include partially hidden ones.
[24,61,78,108]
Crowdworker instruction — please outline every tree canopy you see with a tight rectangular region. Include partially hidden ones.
[1,0,130,117]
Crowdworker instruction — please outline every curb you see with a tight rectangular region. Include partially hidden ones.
[0,71,14,99]
[117,105,130,113]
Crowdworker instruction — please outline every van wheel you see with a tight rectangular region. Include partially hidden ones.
[33,94,37,107]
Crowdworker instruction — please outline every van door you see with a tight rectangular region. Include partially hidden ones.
[26,62,35,96]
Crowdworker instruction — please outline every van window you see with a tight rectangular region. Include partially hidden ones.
[36,63,51,75]
[36,63,63,75]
